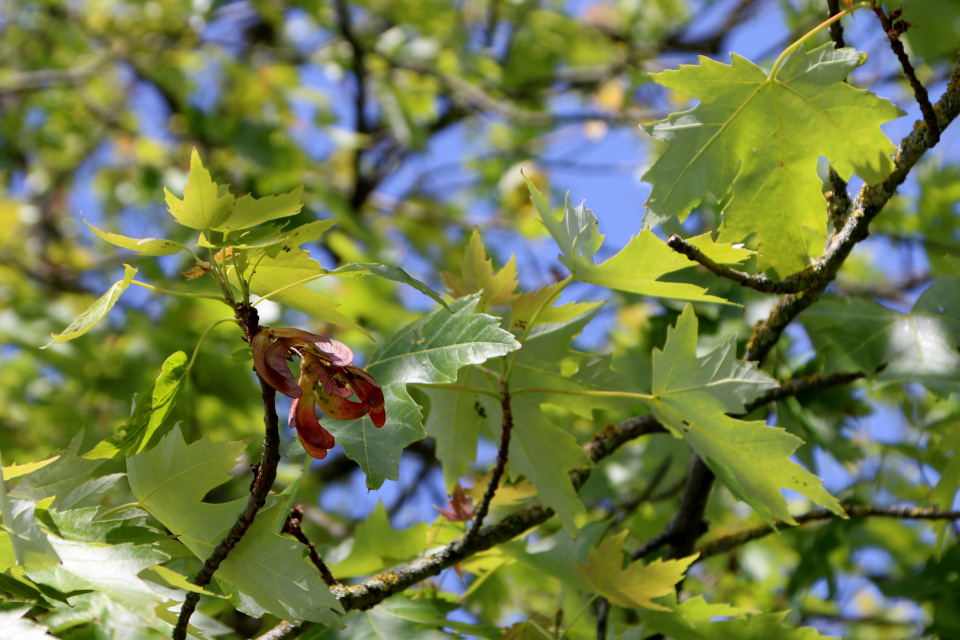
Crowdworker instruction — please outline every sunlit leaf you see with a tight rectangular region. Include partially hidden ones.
[164,149,235,230]
[441,227,519,306]
[43,264,137,347]
[576,530,696,610]
[84,218,185,256]
[641,44,904,274]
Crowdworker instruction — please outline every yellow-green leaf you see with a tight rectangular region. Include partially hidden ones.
[43,264,137,347]
[84,218,185,256]
[441,227,519,306]
[212,184,304,232]
[576,530,697,610]
[164,149,235,230]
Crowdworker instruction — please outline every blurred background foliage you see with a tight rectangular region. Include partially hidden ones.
[2,0,960,637]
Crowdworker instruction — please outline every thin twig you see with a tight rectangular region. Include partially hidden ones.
[743,370,866,411]
[283,506,339,587]
[174,373,282,639]
[466,380,513,542]
[695,505,960,561]
[871,3,940,145]
[666,235,809,294]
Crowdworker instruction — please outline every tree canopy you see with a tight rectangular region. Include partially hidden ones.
[3,0,960,638]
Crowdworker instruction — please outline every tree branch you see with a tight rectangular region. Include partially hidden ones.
[0,54,108,94]
[334,0,372,212]
[825,0,846,49]
[174,374,282,639]
[666,235,808,294]
[283,506,339,587]
[695,505,960,561]
[871,3,940,145]
[466,380,513,542]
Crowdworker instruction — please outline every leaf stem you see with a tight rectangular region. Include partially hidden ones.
[251,273,328,306]
[503,275,573,383]
[185,318,241,374]
[558,593,599,640]
[130,280,226,302]
[411,382,504,400]
[512,388,653,401]
[769,2,871,78]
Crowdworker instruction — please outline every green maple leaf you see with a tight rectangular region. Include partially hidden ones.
[575,530,697,610]
[233,250,371,338]
[211,185,304,232]
[641,44,904,274]
[28,536,169,622]
[322,596,467,640]
[126,427,344,627]
[83,217,185,256]
[328,502,426,578]
[85,351,188,460]
[649,305,843,525]
[164,149,235,230]
[510,281,602,332]
[801,276,960,397]
[638,595,835,639]
[323,294,519,489]
[526,179,753,303]
[43,264,137,348]
[423,367,489,490]
[441,227,520,306]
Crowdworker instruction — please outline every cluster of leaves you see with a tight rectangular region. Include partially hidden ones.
[4,1,960,639]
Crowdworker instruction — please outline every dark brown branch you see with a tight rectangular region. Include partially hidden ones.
[871,3,940,145]
[666,235,808,294]
[743,370,866,411]
[466,380,513,542]
[334,0,372,212]
[283,506,339,587]
[696,505,960,561]
[174,373,282,639]
[826,0,846,49]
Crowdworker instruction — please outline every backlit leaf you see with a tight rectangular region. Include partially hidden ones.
[43,264,137,347]
[441,227,520,306]
[164,149,235,230]
[641,44,904,274]
[576,530,696,610]
[212,184,304,232]
[84,218,185,256]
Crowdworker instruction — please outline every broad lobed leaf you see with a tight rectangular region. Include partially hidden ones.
[641,44,904,274]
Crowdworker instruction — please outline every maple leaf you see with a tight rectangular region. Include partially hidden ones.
[575,530,697,611]
[434,483,477,522]
[649,305,844,525]
[641,44,904,275]
[526,179,753,304]
[441,227,520,306]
